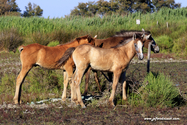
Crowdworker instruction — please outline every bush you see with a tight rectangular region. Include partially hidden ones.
[49,30,79,44]
[0,73,16,103]
[0,28,24,52]
[172,36,187,56]
[29,32,52,45]
[128,72,181,108]
[155,35,173,53]
[25,67,64,101]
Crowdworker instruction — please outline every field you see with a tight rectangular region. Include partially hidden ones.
[0,7,187,124]
[0,52,187,124]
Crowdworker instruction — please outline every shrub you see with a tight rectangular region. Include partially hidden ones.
[25,68,63,101]
[128,72,181,108]
[172,36,187,56]
[0,73,16,103]
[49,30,78,44]
[27,32,52,45]
[155,35,173,53]
[0,28,24,52]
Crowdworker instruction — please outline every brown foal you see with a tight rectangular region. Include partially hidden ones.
[13,35,97,104]
[57,33,152,108]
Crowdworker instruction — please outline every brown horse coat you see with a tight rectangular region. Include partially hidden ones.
[57,34,152,108]
[83,30,159,95]
[13,35,97,104]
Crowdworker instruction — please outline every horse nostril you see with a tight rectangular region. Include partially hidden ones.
[138,54,144,60]
[154,47,160,53]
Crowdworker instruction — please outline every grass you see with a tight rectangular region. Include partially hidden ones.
[1,8,187,56]
[128,72,181,108]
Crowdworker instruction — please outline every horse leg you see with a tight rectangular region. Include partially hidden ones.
[13,65,32,104]
[93,70,101,92]
[108,70,121,107]
[61,71,68,101]
[74,68,86,108]
[82,67,91,96]
[119,71,127,101]
[71,71,77,103]
[62,65,74,101]
[107,72,113,82]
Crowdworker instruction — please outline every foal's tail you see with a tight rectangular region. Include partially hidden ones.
[57,47,76,67]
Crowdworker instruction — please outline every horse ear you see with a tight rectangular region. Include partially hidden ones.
[87,35,92,43]
[94,35,97,39]
[76,38,81,43]
[142,28,145,32]
[146,34,151,40]
[141,33,145,39]
[133,33,136,40]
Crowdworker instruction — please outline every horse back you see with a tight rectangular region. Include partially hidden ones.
[95,37,129,49]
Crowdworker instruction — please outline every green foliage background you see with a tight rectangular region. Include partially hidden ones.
[0,8,187,56]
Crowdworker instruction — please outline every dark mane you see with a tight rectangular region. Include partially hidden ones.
[112,33,142,48]
[113,30,151,37]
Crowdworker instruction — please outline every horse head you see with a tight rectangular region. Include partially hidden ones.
[133,34,144,60]
[141,29,159,53]
[76,35,97,46]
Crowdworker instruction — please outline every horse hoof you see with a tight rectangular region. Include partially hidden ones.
[82,105,86,108]
[61,98,66,102]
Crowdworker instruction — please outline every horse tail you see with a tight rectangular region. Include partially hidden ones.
[18,46,24,53]
[57,47,76,67]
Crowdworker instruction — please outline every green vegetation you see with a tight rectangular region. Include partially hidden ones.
[127,72,181,108]
[0,8,187,56]
[0,7,186,108]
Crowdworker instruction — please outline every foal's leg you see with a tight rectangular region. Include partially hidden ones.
[74,68,87,108]
[119,72,127,100]
[93,70,101,92]
[107,72,113,82]
[62,64,74,101]
[71,71,77,103]
[108,70,121,107]
[61,71,68,101]
[13,65,32,104]
[83,67,91,96]
[83,68,101,96]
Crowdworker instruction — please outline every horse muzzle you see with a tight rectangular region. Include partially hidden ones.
[138,53,144,60]
[154,46,159,53]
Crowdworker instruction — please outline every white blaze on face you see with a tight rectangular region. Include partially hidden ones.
[137,40,144,60]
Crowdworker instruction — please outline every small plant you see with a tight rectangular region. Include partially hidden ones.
[30,32,52,45]
[0,73,16,103]
[172,35,187,56]
[155,35,173,53]
[128,72,181,108]
[0,28,24,52]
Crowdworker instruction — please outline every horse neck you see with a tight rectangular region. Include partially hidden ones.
[119,40,137,61]
[58,40,79,48]
[95,39,105,47]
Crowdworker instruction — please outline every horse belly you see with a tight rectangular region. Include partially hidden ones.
[90,52,112,71]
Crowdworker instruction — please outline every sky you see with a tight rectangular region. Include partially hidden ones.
[16,0,187,18]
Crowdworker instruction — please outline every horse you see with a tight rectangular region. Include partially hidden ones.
[57,33,152,108]
[83,29,159,95]
[13,35,97,104]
